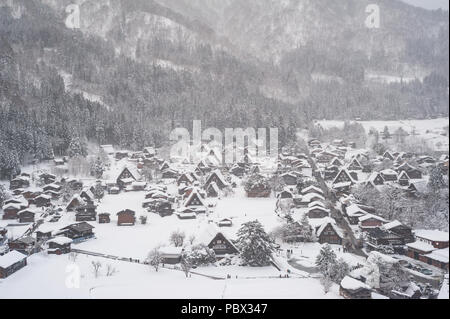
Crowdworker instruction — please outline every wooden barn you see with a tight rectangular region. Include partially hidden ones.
[0,250,27,279]
[34,194,52,207]
[316,218,343,245]
[75,204,97,222]
[2,203,24,220]
[199,227,239,258]
[17,209,36,223]
[205,170,229,190]
[59,222,95,242]
[359,214,387,231]
[47,237,72,255]
[117,209,136,226]
[8,236,36,255]
[98,213,111,224]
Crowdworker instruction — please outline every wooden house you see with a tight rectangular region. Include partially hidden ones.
[380,169,398,182]
[39,173,56,185]
[0,250,27,279]
[80,188,95,204]
[75,204,97,222]
[324,166,340,180]
[9,176,30,190]
[332,169,355,186]
[17,209,35,223]
[116,166,141,188]
[396,163,423,180]
[47,237,72,255]
[348,158,363,171]
[59,222,95,242]
[218,218,233,227]
[307,206,330,219]
[359,214,387,231]
[316,218,343,245]
[414,230,449,250]
[229,164,245,177]
[206,182,220,198]
[161,168,179,179]
[158,247,183,264]
[280,172,298,186]
[117,209,136,226]
[2,203,24,220]
[34,194,52,207]
[382,220,415,243]
[43,183,61,193]
[66,195,85,212]
[177,208,197,220]
[177,173,196,186]
[98,213,111,224]
[205,170,229,190]
[366,172,385,186]
[199,226,239,258]
[366,228,406,253]
[397,171,410,187]
[383,151,395,161]
[340,276,372,299]
[8,236,36,254]
[344,204,369,225]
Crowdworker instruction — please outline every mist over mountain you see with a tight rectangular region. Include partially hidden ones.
[0,0,448,177]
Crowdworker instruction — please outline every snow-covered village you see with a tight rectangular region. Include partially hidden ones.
[0,117,449,299]
[0,0,449,304]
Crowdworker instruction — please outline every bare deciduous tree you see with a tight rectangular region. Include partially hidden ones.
[170,230,186,247]
[91,261,102,278]
[147,248,163,272]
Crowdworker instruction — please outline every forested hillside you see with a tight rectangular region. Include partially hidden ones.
[0,0,448,178]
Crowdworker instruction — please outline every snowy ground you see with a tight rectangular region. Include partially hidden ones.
[316,118,449,152]
[0,253,342,299]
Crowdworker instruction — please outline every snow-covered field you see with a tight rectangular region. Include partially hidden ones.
[0,253,342,299]
[316,118,449,151]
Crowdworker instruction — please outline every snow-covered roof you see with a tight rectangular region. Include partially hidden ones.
[406,241,436,253]
[302,192,325,202]
[159,246,183,255]
[382,220,404,231]
[47,237,73,245]
[381,169,397,176]
[301,185,323,195]
[308,200,326,208]
[316,217,343,238]
[425,248,449,264]
[340,276,371,291]
[414,230,449,243]
[346,204,369,217]
[359,214,387,223]
[0,250,27,268]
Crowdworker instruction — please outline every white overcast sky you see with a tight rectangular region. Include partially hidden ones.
[401,0,449,10]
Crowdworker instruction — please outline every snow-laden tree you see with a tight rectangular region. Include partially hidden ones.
[147,248,163,272]
[428,166,447,194]
[90,157,105,179]
[67,134,87,158]
[316,244,337,276]
[299,214,315,243]
[170,230,186,247]
[0,184,11,207]
[184,244,216,267]
[236,220,275,267]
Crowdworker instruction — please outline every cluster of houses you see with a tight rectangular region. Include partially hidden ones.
[308,138,449,273]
